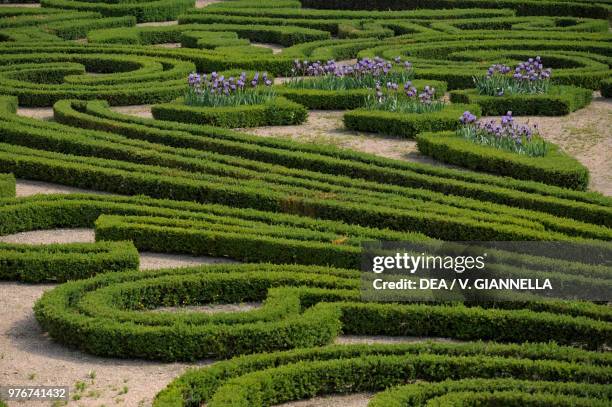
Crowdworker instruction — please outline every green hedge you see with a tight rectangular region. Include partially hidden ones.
[0,173,15,198]
[276,79,447,110]
[299,0,609,19]
[34,263,612,363]
[370,379,612,407]
[40,0,195,23]
[154,342,612,406]
[417,132,590,190]
[0,241,139,283]
[449,85,593,116]
[0,52,193,106]
[152,97,308,128]
[602,77,612,98]
[44,98,612,231]
[34,264,355,361]
[344,104,480,138]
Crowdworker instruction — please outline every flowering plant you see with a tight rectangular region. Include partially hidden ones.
[285,56,413,91]
[457,111,548,156]
[474,57,552,97]
[185,71,275,107]
[364,81,444,114]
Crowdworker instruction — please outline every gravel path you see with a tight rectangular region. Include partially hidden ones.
[16,107,54,121]
[112,104,153,119]
[275,393,373,407]
[16,179,109,197]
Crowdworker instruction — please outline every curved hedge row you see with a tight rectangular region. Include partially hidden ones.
[449,85,593,116]
[344,103,479,138]
[416,132,590,190]
[0,97,609,241]
[0,50,193,107]
[0,241,139,283]
[34,263,612,362]
[154,342,612,406]
[152,96,308,128]
[371,379,612,407]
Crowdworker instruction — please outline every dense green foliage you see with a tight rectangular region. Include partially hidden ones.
[417,132,590,189]
[450,85,593,116]
[0,1,610,406]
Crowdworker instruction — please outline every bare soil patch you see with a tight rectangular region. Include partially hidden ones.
[483,94,611,195]
[275,393,372,407]
[241,110,444,165]
[16,179,109,197]
[251,42,284,54]
[111,104,153,119]
[16,107,54,121]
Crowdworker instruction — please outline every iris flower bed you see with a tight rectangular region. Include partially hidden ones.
[457,111,548,157]
[285,56,413,91]
[474,57,552,97]
[364,81,444,114]
[185,71,274,107]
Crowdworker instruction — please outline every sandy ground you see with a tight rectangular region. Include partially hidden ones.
[0,3,40,7]
[16,179,109,197]
[275,393,372,407]
[16,107,54,121]
[251,42,284,55]
[241,110,443,165]
[484,94,611,195]
[111,105,153,119]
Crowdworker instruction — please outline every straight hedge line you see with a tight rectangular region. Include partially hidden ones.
[152,97,308,128]
[0,241,139,283]
[299,0,609,19]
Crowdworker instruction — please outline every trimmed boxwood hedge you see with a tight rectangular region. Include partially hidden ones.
[40,0,194,23]
[276,79,447,110]
[154,342,612,406]
[416,132,590,190]
[371,379,612,407]
[34,263,612,362]
[0,173,15,198]
[299,0,609,19]
[602,77,612,98]
[449,85,593,116]
[152,97,308,128]
[344,103,480,138]
[0,241,139,283]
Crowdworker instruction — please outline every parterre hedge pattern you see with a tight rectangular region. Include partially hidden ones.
[0,0,610,406]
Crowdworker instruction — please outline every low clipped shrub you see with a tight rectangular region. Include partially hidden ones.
[344,104,480,138]
[0,173,15,198]
[299,0,609,19]
[34,263,612,362]
[417,132,590,190]
[154,342,612,406]
[0,241,139,283]
[40,0,194,23]
[370,379,612,407]
[152,96,307,127]
[450,85,593,116]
